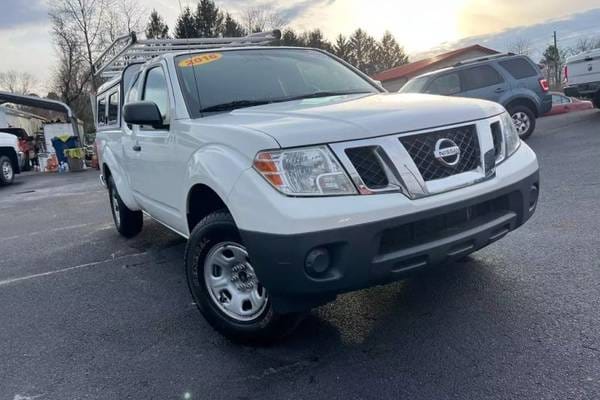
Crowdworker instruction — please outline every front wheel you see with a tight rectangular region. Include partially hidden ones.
[0,156,15,185]
[184,211,301,344]
[509,106,536,140]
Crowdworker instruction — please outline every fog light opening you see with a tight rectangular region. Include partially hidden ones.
[305,248,331,277]
[529,184,539,212]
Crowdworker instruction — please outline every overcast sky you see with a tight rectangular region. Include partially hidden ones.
[1,0,599,94]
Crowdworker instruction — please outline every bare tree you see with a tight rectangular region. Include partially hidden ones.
[49,0,110,92]
[0,70,38,95]
[241,7,286,33]
[507,38,532,55]
[103,0,147,43]
[50,12,88,106]
[570,37,600,54]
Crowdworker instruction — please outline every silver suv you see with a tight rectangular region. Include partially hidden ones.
[400,54,552,140]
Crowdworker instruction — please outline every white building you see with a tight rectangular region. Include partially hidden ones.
[0,105,47,136]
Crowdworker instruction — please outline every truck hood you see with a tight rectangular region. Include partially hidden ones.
[0,132,18,148]
[199,93,505,148]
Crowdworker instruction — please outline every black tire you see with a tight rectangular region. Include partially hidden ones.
[593,92,600,109]
[107,176,143,238]
[508,105,536,140]
[184,211,302,344]
[0,155,15,185]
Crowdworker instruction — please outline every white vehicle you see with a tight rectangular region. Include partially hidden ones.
[564,47,600,108]
[95,31,540,343]
[0,132,21,185]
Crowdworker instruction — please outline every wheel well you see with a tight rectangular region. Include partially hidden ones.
[103,164,112,181]
[0,147,19,172]
[187,184,229,232]
[506,98,538,117]
[593,91,600,108]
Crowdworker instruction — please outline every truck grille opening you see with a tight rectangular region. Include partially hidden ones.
[345,146,389,189]
[378,194,511,255]
[399,125,480,181]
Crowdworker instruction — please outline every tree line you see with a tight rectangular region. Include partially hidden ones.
[147,0,408,76]
[0,0,411,132]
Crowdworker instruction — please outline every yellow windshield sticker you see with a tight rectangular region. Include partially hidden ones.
[178,53,222,68]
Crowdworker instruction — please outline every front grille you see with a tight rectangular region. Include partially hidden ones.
[399,125,480,181]
[345,146,388,189]
[379,194,511,255]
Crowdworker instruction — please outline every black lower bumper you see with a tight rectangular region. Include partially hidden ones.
[564,83,600,100]
[241,170,540,313]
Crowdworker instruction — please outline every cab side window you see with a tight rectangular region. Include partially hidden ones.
[126,74,140,104]
[460,65,504,91]
[97,97,107,126]
[426,73,461,95]
[108,92,119,125]
[142,67,170,124]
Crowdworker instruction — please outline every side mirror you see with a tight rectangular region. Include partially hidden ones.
[123,101,166,129]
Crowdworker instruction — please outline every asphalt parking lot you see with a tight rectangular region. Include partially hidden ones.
[1,110,599,400]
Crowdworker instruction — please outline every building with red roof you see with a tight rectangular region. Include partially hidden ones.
[373,45,499,91]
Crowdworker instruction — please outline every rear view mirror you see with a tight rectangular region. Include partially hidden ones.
[123,101,166,129]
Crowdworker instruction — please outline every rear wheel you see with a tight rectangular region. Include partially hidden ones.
[184,211,301,344]
[593,92,600,109]
[0,156,14,185]
[509,105,536,140]
[107,176,143,238]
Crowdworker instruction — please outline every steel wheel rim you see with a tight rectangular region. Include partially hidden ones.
[1,160,13,181]
[512,112,530,136]
[204,242,268,322]
[111,190,121,228]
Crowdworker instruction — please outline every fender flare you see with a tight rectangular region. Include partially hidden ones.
[182,145,251,229]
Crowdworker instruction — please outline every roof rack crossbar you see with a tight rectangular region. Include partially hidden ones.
[93,30,281,79]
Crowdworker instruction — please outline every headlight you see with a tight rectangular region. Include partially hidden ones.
[254,145,357,196]
[500,111,521,159]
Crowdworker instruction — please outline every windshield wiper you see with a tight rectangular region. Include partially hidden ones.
[200,100,271,113]
[274,90,373,103]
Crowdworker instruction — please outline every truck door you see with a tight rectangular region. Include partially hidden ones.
[128,65,182,229]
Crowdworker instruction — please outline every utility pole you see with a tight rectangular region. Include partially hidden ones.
[553,31,560,87]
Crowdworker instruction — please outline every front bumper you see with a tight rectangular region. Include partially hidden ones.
[240,169,539,313]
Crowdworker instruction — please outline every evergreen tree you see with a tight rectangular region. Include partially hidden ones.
[174,6,196,38]
[222,12,245,37]
[280,29,305,47]
[145,9,169,39]
[195,0,223,37]
[333,34,352,62]
[305,29,332,52]
[349,28,377,75]
[373,31,408,73]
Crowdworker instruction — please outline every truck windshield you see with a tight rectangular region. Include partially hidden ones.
[175,49,378,116]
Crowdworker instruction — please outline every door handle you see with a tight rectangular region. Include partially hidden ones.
[494,87,505,93]
[132,145,142,152]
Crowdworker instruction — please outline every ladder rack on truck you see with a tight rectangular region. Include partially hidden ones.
[92,30,282,80]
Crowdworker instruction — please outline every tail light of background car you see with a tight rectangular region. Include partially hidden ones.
[539,78,549,92]
[563,66,568,83]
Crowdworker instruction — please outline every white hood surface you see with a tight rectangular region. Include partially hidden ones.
[202,93,506,148]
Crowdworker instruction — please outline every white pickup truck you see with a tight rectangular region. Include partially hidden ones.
[564,47,600,108]
[0,131,21,185]
[95,31,540,343]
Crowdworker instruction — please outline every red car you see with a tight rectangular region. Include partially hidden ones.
[545,92,593,116]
